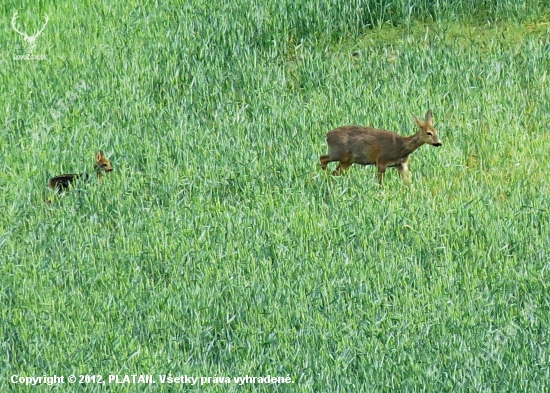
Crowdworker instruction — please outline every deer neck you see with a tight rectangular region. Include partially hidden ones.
[94,166,103,182]
[402,133,425,155]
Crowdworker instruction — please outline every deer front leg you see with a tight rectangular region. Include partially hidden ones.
[332,152,353,175]
[396,162,411,185]
[320,155,331,170]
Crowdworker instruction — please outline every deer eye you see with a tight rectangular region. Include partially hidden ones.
[426,131,433,136]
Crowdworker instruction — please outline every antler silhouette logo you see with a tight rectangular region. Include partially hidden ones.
[11,11,49,54]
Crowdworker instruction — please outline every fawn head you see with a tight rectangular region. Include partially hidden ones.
[94,150,113,173]
[413,109,441,147]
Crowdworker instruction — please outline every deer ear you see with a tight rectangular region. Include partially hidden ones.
[96,151,104,160]
[425,109,433,125]
[413,114,425,127]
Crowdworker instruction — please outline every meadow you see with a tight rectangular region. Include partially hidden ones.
[1,0,550,391]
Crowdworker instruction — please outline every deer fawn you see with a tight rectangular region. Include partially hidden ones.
[49,150,113,193]
[320,110,441,185]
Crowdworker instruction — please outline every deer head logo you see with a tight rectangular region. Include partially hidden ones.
[11,11,49,54]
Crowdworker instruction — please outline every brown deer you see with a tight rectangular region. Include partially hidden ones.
[49,150,113,193]
[320,110,441,185]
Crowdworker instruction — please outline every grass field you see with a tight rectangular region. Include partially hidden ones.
[1,0,550,391]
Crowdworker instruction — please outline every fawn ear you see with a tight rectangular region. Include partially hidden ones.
[96,151,104,161]
[425,109,433,125]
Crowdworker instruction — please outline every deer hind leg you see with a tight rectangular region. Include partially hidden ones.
[332,152,353,176]
[376,163,388,186]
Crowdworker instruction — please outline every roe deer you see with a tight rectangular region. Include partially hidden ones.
[320,109,441,185]
[49,150,113,193]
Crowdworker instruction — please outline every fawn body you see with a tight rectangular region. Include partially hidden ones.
[49,150,112,193]
[320,110,441,185]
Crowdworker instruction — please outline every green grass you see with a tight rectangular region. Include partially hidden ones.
[1,0,550,392]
